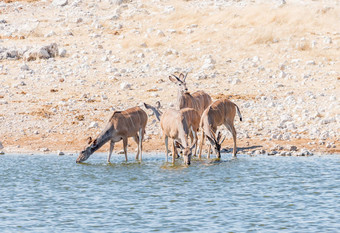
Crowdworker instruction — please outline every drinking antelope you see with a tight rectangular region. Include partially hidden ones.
[143,102,200,165]
[198,98,242,159]
[169,73,212,116]
[76,106,148,163]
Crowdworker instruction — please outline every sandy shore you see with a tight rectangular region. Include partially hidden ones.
[0,0,339,156]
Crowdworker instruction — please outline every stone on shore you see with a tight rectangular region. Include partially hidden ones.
[53,0,68,7]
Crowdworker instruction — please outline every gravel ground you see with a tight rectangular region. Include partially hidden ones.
[0,0,339,156]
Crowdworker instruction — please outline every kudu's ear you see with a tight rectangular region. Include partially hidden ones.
[179,73,185,81]
[206,135,216,146]
[209,129,217,141]
[143,103,150,109]
[220,135,226,145]
[183,72,188,82]
[169,76,178,83]
[174,140,184,149]
[86,137,93,145]
[91,139,97,148]
[156,101,161,109]
[217,131,222,142]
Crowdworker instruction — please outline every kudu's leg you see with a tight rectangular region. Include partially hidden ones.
[225,122,237,157]
[138,128,144,162]
[172,139,176,165]
[208,128,217,159]
[198,131,205,160]
[133,134,140,161]
[123,137,128,162]
[231,125,237,157]
[191,127,197,157]
[207,144,211,159]
[164,136,169,162]
[107,140,115,163]
[174,141,180,159]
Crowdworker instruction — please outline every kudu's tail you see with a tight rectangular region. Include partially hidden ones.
[235,104,242,121]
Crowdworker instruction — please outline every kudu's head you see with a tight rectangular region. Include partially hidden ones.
[169,73,188,93]
[175,140,196,165]
[206,131,226,159]
[76,137,96,163]
[143,101,162,121]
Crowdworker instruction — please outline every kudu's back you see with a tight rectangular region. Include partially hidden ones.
[179,91,212,116]
[110,106,148,137]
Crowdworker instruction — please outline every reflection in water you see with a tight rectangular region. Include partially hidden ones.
[0,153,339,232]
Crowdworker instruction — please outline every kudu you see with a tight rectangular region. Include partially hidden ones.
[198,98,242,159]
[143,102,200,165]
[169,73,212,116]
[76,106,148,163]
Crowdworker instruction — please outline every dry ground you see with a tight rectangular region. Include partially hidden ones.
[0,0,339,155]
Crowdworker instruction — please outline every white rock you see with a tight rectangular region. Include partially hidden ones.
[195,73,208,80]
[279,63,286,70]
[204,57,216,65]
[232,78,241,85]
[89,122,99,129]
[53,0,68,6]
[323,37,332,44]
[157,30,165,37]
[120,82,131,90]
[306,60,316,65]
[164,48,178,56]
[20,64,29,71]
[329,96,336,101]
[252,56,260,63]
[75,18,83,23]
[101,94,108,100]
[45,31,56,38]
[24,43,58,61]
[111,0,124,5]
[0,141,3,149]
[168,29,177,34]
[58,151,65,156]
[101,56,109,62]
[311,40,317,48]
[278,71,287,79]
[201,63,215,70]
[59,48,67,57]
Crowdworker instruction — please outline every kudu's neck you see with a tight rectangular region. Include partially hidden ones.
[177,88,183,109]
[89,124,113,153]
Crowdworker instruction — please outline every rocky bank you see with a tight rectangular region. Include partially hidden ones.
[0,0,339,156]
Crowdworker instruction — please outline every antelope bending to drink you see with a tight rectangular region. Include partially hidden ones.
[169,73,212,116]
[198,98,242,159]
[76,106,148,163]
[143,102,200,165]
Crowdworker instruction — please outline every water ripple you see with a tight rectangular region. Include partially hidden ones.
[0,154,339,232]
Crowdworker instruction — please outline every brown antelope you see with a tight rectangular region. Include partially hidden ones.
[169,73,212,116]
[143,102,200,165]
[198,98,242,159]
[76,106,148,163]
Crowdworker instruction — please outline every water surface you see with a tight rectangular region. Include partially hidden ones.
[1,153,339,232]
